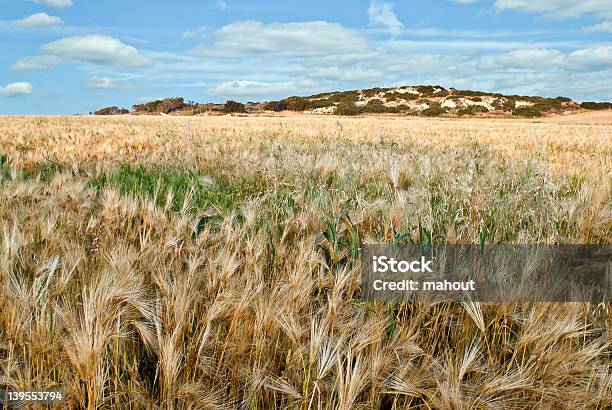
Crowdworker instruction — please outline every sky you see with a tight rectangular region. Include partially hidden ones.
[0,0,611,114]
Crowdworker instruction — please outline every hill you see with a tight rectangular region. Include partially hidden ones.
[94,85,612,117]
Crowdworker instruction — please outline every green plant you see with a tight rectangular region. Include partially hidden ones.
[263,101,288,111]
[457,105,490,116]
[363,99,387,113]
[223,100,246,113]
[420,103,449,117]
[580,101,612,110]
[512,106,543,117]
[335,102,363,116]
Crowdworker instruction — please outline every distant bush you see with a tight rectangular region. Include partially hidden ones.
[329,91,360,103]
[306,99,333,110]
[361,87,385,97]
[399,93,420,101]
[580,101,612,110]
[133,97,185,114]
[554,96,572,103]
[457,105,490,116]
[94,106,129,115]
[283,97,309,111]
[416,85,437,95]
[263,101,288,112]
[384,92,398,101]
[335,102,363,116]
[223,100,246,113]
[415,85,449,95]
[452,90,502,98]
[512,106,543,117]
[502,98,519,111]
[492,99,505,110]
[420,103,449,117]
[363,99,386,113]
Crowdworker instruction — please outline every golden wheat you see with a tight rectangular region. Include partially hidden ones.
[0,115,610,409]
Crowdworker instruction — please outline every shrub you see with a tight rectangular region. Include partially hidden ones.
[512,106,543,117]
[502,98,519,111]
[284,97,310,111]
[133,98,186,114]
[306,99,333,110]
[416,85,437,95]
[554,96,572,103]
[133,100,160,113]
[580,101,612,110]
[335,102,363,116]
[399,93,420,101]
[453,90,501,98]
[223,100,246,113]
[329,91,360,103]
[263,101,288,112]
[94,106,129,115]
[457,105,490,116]
[420,103,449,117]
[492,99,505,110]
[363,99,386,113]
[384,92,398,101]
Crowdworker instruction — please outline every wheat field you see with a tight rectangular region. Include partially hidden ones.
[0,114,610,409]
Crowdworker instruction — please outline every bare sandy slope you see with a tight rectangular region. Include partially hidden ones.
[544,109,612,124]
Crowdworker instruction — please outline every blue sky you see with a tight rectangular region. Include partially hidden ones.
[1,0,611,114]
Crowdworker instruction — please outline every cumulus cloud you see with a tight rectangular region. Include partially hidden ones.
[13,12,63,27]
[584,21,612,32]
[368,1,404,35]
[486,48,565,69]
[494,0,612,19]
[12,55,62,70]
[480,47,612,71]
[41,35,152,67]
[565,46,612,70]
[40,0,73,8]
[86,76,126,89]
[216,0,227,10]
[183,26,207,39]
[211,80,304,98]
[190,21,372,60]
[0,82,33,97]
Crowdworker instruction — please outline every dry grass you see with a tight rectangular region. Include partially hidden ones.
[0,115,610,409]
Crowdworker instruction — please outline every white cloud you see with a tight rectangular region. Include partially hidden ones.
[190,21,372,60]
[0,82,33,97]
[368,1,404,35]
[13,12,63,27]
[494,0,612,19]
[86,76,126,89]
[40,0,73,8]
[211,80,304,98]
[479,47,612,72]
[487,48,565,69]
[584,21,612,32]
[12,55,62,70]
[183,26,207,39]
[566,46,612,70]
[216,0,227,10]
[41,35,152,67]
